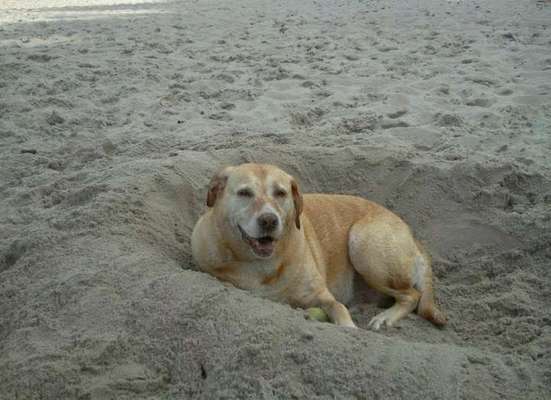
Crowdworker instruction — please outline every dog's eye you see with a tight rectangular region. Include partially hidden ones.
[237,188,253,197]
[274,189,287,198]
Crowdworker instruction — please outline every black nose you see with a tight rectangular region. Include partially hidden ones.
[257,213,278,232]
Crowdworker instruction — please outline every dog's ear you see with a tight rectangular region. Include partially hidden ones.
[291,179,303,230]
[206,167,231,207]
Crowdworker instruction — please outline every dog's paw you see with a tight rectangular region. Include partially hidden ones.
[340,320,358,329]
[368,310,396,331]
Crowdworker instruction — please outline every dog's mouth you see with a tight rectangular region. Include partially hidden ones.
[238,225,276,258]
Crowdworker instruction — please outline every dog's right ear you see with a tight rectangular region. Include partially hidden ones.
[206,167,232,207]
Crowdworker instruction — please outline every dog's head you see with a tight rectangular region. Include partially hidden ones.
[205,163,303,259]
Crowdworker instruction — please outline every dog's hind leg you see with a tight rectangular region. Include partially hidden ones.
[366,287,420,330]
[348,215,446,329]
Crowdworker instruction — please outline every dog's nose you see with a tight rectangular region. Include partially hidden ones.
[258,213,279,232]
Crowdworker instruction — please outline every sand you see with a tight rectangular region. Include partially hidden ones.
[1,0,550,398]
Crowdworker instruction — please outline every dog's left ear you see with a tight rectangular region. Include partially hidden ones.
[291,179,303,230]
[206,167,232,207]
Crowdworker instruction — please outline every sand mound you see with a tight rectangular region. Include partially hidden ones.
[1,0,550,399]
[1,147,549,399]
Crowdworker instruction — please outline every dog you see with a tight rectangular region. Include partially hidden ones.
[191,163,446,329]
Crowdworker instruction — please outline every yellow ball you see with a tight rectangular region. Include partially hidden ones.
[306,307,330,323]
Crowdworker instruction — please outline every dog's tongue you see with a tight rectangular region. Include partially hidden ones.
[250,238,275,257]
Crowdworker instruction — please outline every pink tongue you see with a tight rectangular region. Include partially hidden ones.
[251,239,274,256]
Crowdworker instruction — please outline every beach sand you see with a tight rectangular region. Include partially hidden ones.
[1,0,550,398]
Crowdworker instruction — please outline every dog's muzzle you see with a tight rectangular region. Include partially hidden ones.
[238,225,276,258]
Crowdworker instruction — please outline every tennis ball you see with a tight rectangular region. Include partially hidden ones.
[306,307,330,323]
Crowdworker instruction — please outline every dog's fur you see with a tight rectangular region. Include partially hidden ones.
[191,163,446,329]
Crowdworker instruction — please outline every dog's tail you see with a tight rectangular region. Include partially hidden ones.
[414,243,447,327]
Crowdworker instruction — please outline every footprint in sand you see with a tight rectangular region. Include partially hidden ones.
[1,240,29,272]
[466,74,498,87]
[215,73,235,84]
[465,98,494,107]
[209,112,232,122]
[435,113,463,127]
[219,102,235,110]
[27,54,56,62]
[497,88,514,96]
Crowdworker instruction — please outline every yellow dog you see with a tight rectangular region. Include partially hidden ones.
[192,163,446,329]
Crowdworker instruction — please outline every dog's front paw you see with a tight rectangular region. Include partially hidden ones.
[339,320,358,329]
